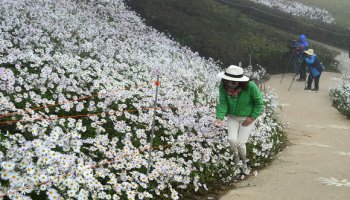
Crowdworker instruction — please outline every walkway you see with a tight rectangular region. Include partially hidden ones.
[221,70,350,199]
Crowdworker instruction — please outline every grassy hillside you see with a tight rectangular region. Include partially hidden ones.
[222,0,349,49]
[126,0,338,74]
[297,0,350,28]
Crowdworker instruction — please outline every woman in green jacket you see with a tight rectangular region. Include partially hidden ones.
[215,65,264,175]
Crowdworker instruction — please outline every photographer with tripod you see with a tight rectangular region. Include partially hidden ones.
[289,34,309,81]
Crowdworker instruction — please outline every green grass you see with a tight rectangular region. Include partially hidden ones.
[296,0,350,28]
[126,0,338,74]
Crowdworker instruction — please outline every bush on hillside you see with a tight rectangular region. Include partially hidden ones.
[329,75,350,117]
[0,0,285,199]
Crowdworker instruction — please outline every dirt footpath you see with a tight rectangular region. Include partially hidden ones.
[220,72,350,200]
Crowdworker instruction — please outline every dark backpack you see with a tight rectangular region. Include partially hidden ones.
[312,56,325,72]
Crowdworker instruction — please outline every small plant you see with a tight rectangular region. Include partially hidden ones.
[329,74,350,117]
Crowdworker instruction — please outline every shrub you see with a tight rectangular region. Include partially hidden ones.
[329,75,350,117]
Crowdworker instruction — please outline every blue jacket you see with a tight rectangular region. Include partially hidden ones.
[305,54,316,66]
[305,54,323,77]
[298,35,308,49]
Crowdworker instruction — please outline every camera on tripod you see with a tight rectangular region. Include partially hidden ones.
[288,39,304,55]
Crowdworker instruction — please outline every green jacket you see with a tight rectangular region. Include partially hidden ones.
[216,81,264,120]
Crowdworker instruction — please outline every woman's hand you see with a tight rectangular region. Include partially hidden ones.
[242,117,255,127]
[214,119,224,127]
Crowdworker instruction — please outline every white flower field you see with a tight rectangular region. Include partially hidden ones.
[249,0,335,24]
[0,0,286,199]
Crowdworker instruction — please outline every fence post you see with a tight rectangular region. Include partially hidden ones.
[147,75,160,175]
[249,54,251,66]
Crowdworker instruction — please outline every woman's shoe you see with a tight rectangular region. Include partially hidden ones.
[234,156,240,166]
[241,163,250,175]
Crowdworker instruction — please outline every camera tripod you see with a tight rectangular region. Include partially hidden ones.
[281,53,305,91]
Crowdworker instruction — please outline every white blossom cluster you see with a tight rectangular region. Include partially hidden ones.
[0,0,285,199]
[329,74,350,117]
[249,88,286,166]
[244,64,268,82]
[0,67,15,92]
[250,0,335,24]
[0,92,17,114]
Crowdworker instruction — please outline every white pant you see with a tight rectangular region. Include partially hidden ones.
[227,115,256,163]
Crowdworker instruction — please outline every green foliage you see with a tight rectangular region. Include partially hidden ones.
[225,0,350,49]
[126,0,338,74]
[29,191,48,200]
[332,98,350,117]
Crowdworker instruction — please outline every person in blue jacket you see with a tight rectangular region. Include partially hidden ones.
[296,34,309,81]
[298,34,309,50]
[290,34,309,81]
[304,49,324,91]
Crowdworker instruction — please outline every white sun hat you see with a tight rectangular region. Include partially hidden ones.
[304,49,314,56]
[217,65,249,82]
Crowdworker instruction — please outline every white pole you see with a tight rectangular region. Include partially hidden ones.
[147,75,160,175]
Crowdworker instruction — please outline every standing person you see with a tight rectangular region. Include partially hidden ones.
[294,34,309,81]
[214,65,264,175]
[297,34,309,50]
[304,49,324,91]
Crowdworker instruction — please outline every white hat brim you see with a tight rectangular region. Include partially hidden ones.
[217,72,249,82]
[304,50,314,56]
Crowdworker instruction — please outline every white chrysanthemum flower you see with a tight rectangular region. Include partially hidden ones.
[1,161,16,171]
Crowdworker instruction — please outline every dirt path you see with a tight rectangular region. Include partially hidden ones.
[221,51,350,200]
